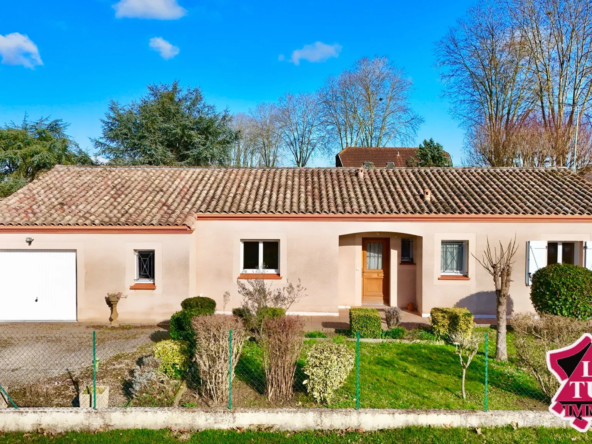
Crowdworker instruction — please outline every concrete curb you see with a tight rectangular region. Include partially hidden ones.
[305,338,445,344]
[0,408,565,432]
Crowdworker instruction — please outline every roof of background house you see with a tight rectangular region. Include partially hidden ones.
[0,165,591,227]
[335,147,452,167]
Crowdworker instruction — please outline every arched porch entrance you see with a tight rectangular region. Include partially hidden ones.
[338,231,422,311]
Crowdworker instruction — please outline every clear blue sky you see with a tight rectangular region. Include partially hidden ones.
[0,0,476,166]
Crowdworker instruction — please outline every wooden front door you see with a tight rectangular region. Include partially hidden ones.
[362,238,390,305]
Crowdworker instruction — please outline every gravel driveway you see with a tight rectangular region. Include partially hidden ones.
[0,323,166,388]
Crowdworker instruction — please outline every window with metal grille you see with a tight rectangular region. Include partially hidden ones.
[401,238,413,263]
[135,250,155,283]
[441,241,467,275]
[241,241,279,274]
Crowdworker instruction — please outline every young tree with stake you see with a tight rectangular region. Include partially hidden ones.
[474,237,519,361]
[449,332,480,400]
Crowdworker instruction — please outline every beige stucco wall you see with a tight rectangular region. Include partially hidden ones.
[0,232,194,323]
[195,219,592,318]
[193,221,340,315]
[1,220,591,323]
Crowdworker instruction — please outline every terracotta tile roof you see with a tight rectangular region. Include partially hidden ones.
[1,165,592,227]
[336,147,451,167]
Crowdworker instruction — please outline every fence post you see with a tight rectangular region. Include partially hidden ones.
[0,384,17,409]
[484,332,488,412]
[93,331,97,410]
[356,331,360,411]
[228,329,233,410]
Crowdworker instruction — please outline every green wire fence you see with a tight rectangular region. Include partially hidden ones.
[0,327,547,411]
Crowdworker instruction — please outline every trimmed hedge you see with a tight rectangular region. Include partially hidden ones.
[170,298,216,351]
[303,342,355,404]
[430,307,474,338]
[169,309,200,345]
[180,296,216,315]
[349,308,382,338]
[531,263,592,320]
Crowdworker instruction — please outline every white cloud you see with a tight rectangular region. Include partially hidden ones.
[149,37,180,59]
[287,41,342,65]
[0,33,42,69]
[113,0,186,20]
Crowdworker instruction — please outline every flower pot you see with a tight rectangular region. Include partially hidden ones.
[79,386,109,408]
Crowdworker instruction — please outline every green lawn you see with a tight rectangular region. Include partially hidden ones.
[232,335,547,410]
[0,427,587,443]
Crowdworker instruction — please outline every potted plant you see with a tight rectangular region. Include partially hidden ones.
[105,292,126,327]
[79,386,110,408]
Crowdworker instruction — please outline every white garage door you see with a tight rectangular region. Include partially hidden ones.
[0,250,77,321]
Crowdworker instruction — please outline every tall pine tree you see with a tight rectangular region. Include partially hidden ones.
[407,138,452,167]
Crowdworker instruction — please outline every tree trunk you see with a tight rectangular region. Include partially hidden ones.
[496,290,508,361]
[461,368,467,400]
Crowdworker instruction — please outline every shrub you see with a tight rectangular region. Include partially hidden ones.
[385,307,402,329]
[531,264,592,320]
[169,309,200,351]
[349,308,382,338]
[233,306,285,333]
[153,340,191,379]
[512,313,592,400]
[257,307,285,328]
[430,307,474,338]
[237,278,307,313]
[261,316,305,401]
[381,327,405,339]
[192,315,247,404]
[305,331,327,338]
[303,342,354,404]
[128,356,160,399]
[180,296,216,314]
[232,307,251,319]
[127,355,183,407]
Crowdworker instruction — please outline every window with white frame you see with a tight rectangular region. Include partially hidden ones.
[241,241,279,274]
[547,242,578,265]
[135,250,155,283]
[441,241,467,275]
[401,238,414,263]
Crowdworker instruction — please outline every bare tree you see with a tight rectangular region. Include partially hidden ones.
[231,105,283,167]
[250,103,283,167]
[318,73,362,149]
[474,237,519,361]
[438,1,535,167]
[276,93,326,167]
[230,113,259,167]
[319,57,423,150]
[508,0,592,170]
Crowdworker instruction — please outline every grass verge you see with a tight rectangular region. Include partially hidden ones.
[0,427,587,443]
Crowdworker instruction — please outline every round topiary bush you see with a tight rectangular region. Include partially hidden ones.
[531,263,592,320]
[180,296,216,314]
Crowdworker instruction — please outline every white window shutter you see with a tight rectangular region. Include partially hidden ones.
[526,241,547,285]
[585,241,592,270]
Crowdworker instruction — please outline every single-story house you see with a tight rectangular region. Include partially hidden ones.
[335,147,452,168]
[0,165,591,323]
